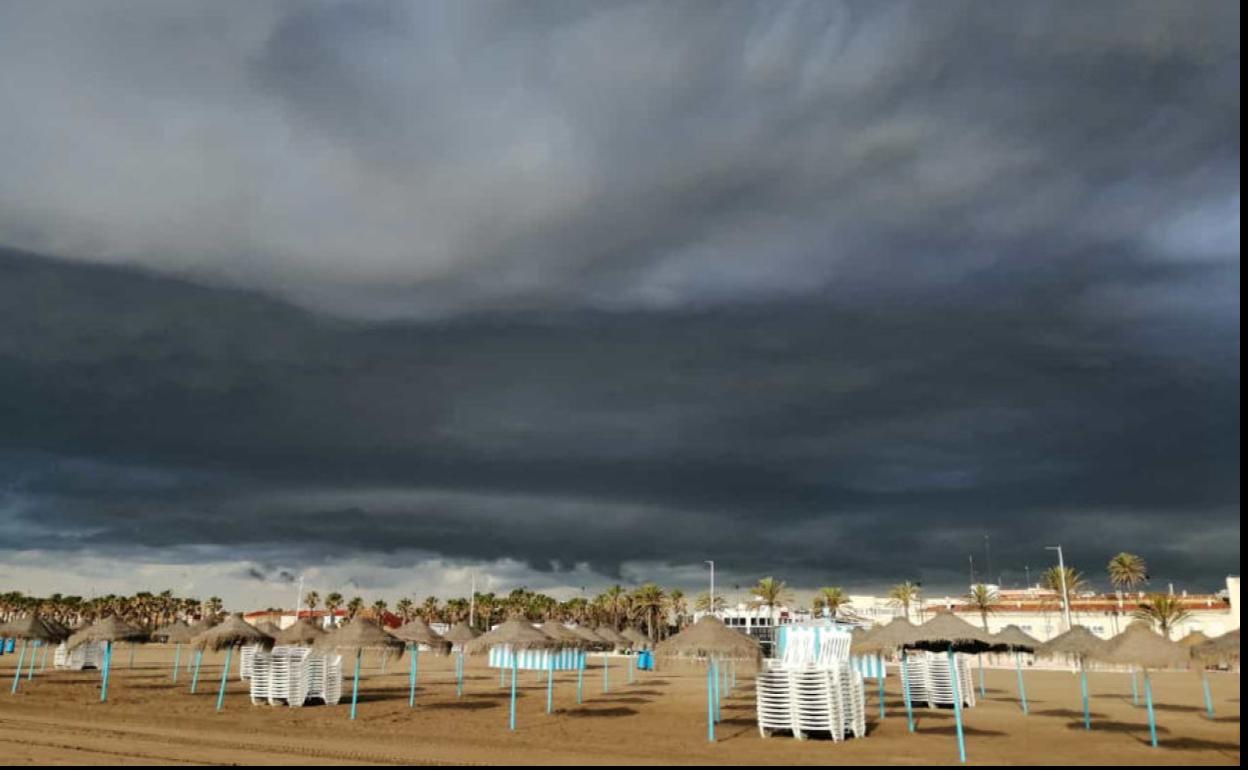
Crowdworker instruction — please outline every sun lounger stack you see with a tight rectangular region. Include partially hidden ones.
[248,650,273,704]
[756,663,867,742]
[53,640,104,670]
[246,647,340,707]
[907,651,975,709]
[305,652,343,706]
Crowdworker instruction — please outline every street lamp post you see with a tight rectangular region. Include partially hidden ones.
[1045,546,1073,632]
[706,561,715,617]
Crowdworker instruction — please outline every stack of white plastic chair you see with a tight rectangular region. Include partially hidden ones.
[305,652,343,706]
[755,667,795,737]
[273,647,312,707]
[53,640,104,670]
[904,653,930,705]
[240,643,266,681]
[830,665,867,738]
[249,650,273,704]
[921,651,975,709]
[790,667,842,741]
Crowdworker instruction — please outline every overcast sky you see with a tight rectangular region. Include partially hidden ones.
[0,0,1239,609]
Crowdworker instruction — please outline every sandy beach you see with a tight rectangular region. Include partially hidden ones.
[0,647,1237,765]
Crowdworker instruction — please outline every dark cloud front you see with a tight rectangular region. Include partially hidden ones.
[0,1,1240,592]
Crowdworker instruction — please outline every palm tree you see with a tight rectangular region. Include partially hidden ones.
[965,584,998,631]
[813,587,851,620]
[1133,593,1191,640]
[630,583,666,642]
[395,598,414,622]
[304,591,320,613]
[665,589,687,633]
[324,592,343,626]
[346,596,364,619]
[202,596,224,619]
[371,599,389,622]
[420,596,440,623]
[888,582,922,622]
[694,591,726,614]
[1107,552,1148,633]
[750,577,792,632]
[601,585,629,628]
[1042,565,1087,623]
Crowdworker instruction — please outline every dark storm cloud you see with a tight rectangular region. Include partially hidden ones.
[0,1,1239,593]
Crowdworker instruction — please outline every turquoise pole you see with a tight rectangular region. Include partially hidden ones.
[706,663,715,743]
[546,655,554,714]
[878,654,886,720]
[901,649,915,732]
[408,645,417,707]
[1015,652,1028,715]
[349,649,362,720]
[1202,671,1214,718]
[456,651,464,697]
[947,648,967,764]
[173,643,181,683]
[215,646,233,712]
[26,641,39,680]
[509,653,518,731]
[1144,672,1158,747]
[190,650,203,693]
[1080,663,1091,730]
[10,639,26,693]
[712,657,720,722]
[576,651,584,704]
[100,641,112,702]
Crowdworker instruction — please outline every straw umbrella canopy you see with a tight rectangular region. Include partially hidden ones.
[1178,630,1210,647]
[392,618,451,651]
[316,617,406,720]
[654,616,761,662]
[539,620,587,648]
[854,618,921,655]
[1096,624,1189,671]
[465,618,558,732]
[251,620,283,637]
[441,621,479,647]
[152,621,195,644]
[191,614,274,652]
[275,617,326,646]
[1191,630,1239,667]
[620,626,651,650]
[905,614,997,765]
[570,625,612,650]
[1037,625,1111,662]
[3,615,63,643]
[992,625,1039,652]
[595,625,630,649]
[66,616,145,703]
[42,617,71,642]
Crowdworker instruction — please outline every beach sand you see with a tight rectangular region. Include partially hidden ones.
[0,646,1238,765]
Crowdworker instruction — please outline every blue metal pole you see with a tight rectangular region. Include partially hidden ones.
[26,641,39,680]
[190,650,203,693]
[349,649,362,720]
[713,657,721,723]
[509,653,518,731]
[215,646,233,712]
[1015,652,1028,715]
[576,650,584,704]
[878,654,886,720]
[546,654,554,714]
[901,650,915,732]
[456,651,464,698]
[100,641,112,702]
[408,645,417,707]
[706,663,715,743]
[947,648,967,764]
[10,639,26,694]
[1144,672,1158,747]
[1202,671,1214,718]
[173,643,181,683]
[1080,663,1091,730]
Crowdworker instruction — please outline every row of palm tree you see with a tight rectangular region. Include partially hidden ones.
[0,590,222,628]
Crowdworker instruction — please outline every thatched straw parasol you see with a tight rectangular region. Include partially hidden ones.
[66,616,145,703]
[388,618,450,708]
[570,624,612,651]
[1179,630,1210,647]
[1038,625,1112,734]
[905,614,997,765]
[3,616,63,694]
[465,619,558,731]
[275,618,326,646]
[190,614,275,713]
[991,625,1039,716]
[441,621,479,650]
[1191,629,1239,666]
[317,618,406,720]
[152,621,195,683]
[620,626,651,650]
[1097,624,1189,670]
[654,616,761,661]
[1096,624,1189,747]
[251,620,283,637]
[853,618,919,655]
[539,620,587,648]
[594,625,630,650]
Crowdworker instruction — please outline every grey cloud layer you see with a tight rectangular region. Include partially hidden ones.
[0,1,1239,316]
[0,0,1240,593]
